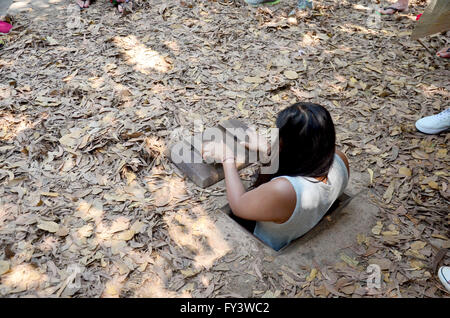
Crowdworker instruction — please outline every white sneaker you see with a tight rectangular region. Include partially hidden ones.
[415,108,450,134]
[438,266,450,292]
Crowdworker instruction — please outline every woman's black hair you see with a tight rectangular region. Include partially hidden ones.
[253,102,336,187]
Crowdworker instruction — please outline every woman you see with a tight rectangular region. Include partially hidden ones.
[203,102,350,251]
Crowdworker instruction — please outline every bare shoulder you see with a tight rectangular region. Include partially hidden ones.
[265,177,295,195]
[260,177,296,204]
[253,177,296,204]
[263,177,296,223]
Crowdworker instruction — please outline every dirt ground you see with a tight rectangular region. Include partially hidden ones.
[0,0,449,298]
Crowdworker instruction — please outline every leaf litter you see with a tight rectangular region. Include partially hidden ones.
[0,0,449,298]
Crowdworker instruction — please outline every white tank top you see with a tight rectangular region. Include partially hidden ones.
[253,154,349,251]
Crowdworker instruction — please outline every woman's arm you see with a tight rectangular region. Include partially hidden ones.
[222,160,296,223]
[203,139,296,223]
[222,160,246,207]
[223,150,349,222]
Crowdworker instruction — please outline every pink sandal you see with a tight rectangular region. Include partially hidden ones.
[0,21,12,34]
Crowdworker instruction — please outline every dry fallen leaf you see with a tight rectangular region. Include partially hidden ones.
[383,181,395,203]
[367,168,374,184]
[340,254,359,267]
[115,229,135,241]
[284,70,299,80]
[130,221,146,233]
[109,217,130,234]
[78,224,94,238]
[37,221,60,233]
[382,224,400,236]
[40,192,59,197]
[428,181,439,190]
[399,167,412,177]
[261,290,275,298]
[368,258,392,270]
[180,268,201,278]
[0,260,10,275]
[306,268,317,282]
[436,148,447,159]
[340,284,356,295]
[243,76,265,84]
[409,260,424,270]
[410,241,427,250]
[46,36,59,46]
[372,221,383,235]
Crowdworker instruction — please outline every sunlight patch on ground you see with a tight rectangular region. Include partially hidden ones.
[38,236,59,254]
[164,41,180,54]
[353,4,373,12]
[95,217,133,242]
[112,82,135,103]
[0,59,14,69]
[300,33,320,47]
[0,205,7,229]
[146,168,189,208]
[0,83,12,98]
[339,23,381,36]
[0,111,32,141]
[0,202,17,230]
[75,199,104,225]
[113,35,172,74]
[149,83,169,95]
[88,76,105,90]
[164,205,231,269]
[134,271,191,298]
[144,136,167,161]
[417,83,450,99]
[1,263,47,292]
[101,274,126,298]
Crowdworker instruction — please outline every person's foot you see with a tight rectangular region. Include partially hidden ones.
[438,267,450,292]
[379,1,408,15]
[76,0,90,9]
[437,47,450,59]
[415,108,450,134]
[117,0,133,14]
[297,0,313,10]
[244,0,281,6]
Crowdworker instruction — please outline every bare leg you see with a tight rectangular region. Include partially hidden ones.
[117,0,125,13]
[117,0,133,14]
[379,0,408,15]
[75,0,90,8]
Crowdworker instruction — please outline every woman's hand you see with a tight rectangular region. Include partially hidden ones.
[202,140,235,164]
[240,127,270,155]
